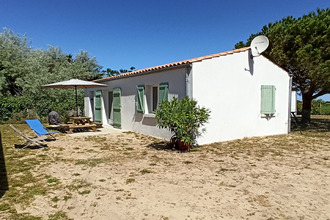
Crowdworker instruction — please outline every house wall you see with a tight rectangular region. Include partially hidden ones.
[192,51,290,144]
[84,68,187,139]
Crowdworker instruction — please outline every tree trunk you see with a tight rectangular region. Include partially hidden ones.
[302,93,312,123]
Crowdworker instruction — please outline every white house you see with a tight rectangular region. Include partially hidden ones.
[84,47,292,145]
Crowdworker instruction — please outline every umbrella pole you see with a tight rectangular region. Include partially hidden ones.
[75,86,78,117]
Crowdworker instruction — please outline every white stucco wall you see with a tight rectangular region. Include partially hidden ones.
[291,90,297,113]
[192,51,290,144]
[84,68,187,139]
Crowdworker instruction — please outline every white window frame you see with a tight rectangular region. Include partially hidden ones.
[145,84,159,114]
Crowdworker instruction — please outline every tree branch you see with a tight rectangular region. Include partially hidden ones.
[312,90,328,99]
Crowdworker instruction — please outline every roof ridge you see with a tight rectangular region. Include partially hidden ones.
[95,47,250,82]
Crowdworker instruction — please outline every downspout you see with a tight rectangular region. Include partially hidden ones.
[288,73,293,133]
[185,63,193,98]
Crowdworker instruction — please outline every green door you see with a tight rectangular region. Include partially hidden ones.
[113,88,121,128]
[95,90,102,122]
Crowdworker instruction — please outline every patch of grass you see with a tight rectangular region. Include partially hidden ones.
[78,190,91,195]
[140,169,152,174]
[114,189,124,192]
[63,195,72,201]
[28,185,47,196]
[51,196,60,203]
[126,178,135,184]
[47,177,60,185]
[0,203,11,211]
[75,158,105,167]
[15,215,42,220]
[189,148,200,152]
[67,179,91,192]
[48,211,71,220]
[99,179,106,182]
[184,161,193,164]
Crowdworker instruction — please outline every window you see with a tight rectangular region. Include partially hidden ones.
[261,85,276,115]
[108,91,113,118]
[152,86,158,112]
[137,82,169,114]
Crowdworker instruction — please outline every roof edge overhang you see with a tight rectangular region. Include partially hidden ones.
[94,47,250,83]
[95,63,191,83]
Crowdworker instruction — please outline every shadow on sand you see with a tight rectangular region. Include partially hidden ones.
[291,117,330,133]
[0,129,9,198]
[147,141,176,151]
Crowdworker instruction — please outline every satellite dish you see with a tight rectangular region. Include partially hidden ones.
[250,35,269,57]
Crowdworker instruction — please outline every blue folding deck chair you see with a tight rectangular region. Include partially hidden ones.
[25,119,58,140]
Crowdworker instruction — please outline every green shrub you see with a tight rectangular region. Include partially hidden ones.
[155,96,210,145]
[0,95,27,122]
[297,100,330,115]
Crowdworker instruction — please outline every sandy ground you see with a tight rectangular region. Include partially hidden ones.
[2,126,330,220]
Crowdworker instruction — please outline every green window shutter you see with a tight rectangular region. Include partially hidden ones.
[136,85,145,113]
[261,85,276,114]
[94,90,102,122]
[112,88,121,128]
[158,82,169,106]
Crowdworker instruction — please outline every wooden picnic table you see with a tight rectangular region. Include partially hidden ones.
[63,116,97,134]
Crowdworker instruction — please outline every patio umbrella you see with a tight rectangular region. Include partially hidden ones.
[42,79,107,116]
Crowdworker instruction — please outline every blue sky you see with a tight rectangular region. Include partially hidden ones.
[1,0,329,100]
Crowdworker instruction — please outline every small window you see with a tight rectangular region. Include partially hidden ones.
[152,86,158,112]
[144,82,169,114]
[261,85,276,115]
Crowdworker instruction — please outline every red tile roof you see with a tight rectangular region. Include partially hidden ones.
[94,47,250,82]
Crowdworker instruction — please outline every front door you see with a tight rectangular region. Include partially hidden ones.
[94,90,102,122]
[113,88,121,128]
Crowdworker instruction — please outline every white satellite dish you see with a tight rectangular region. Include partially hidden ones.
[250,35,269,57]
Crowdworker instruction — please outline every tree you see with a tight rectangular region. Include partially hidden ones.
[0,28,103,121]
[235,9,330,122]
[0,28,31,96]
[102,66,136,76]
[102,68,119,77]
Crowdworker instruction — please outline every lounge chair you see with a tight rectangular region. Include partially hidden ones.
[9,125,48,150]
[25,119,58,140]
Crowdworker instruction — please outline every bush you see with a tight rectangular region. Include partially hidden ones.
[155,96,210,146]
[0,95,27,122]
[297,100,330,115]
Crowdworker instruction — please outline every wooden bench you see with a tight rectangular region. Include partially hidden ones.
[60,124,97,134]
[94,122,103,128]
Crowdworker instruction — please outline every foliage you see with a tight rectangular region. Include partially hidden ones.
[0,94,27,121]
[297,100,330,115]
[101,66,135,77]
[235,9,330,122]
[0,28,103,121]
[155,96,210,145]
